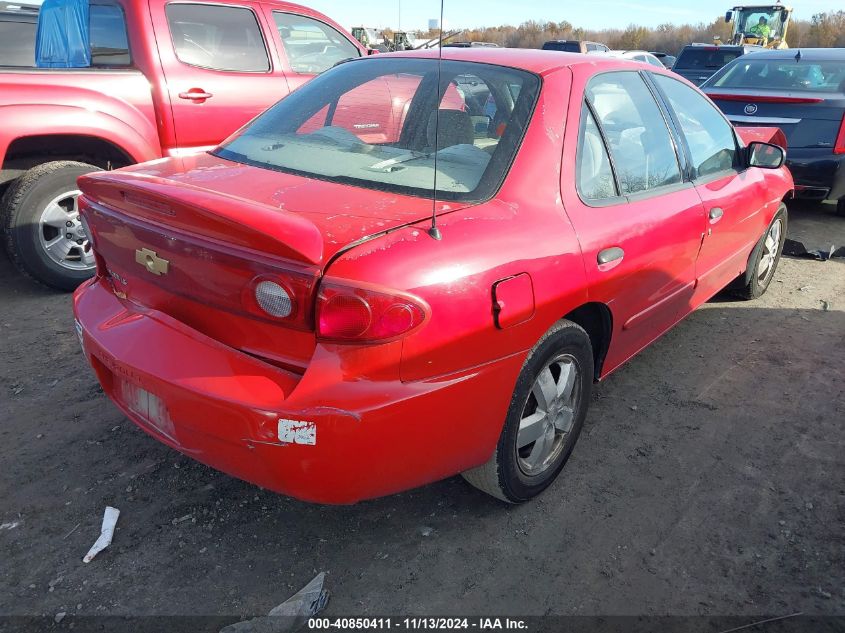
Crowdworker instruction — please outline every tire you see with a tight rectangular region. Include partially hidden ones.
[2,161,101,291]
[836,199,845,218]
[462,320,594,503]
[734,205,787,301]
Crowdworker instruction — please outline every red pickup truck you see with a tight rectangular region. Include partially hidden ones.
[0,0,366,290]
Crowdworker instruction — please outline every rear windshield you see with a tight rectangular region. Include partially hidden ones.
[675,48,741,69]
[543,42,579,53]
[215,58,541,202]
[0,18,36,66]
[709,58,845,93]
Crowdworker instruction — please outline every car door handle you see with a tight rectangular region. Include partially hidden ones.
[178,89,213,101]
[597,247,624,265]
[709,207,724,223]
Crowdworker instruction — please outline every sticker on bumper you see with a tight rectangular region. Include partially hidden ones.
[278,419,316,445]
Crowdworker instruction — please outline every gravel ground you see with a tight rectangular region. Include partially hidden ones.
[0,201,843,625]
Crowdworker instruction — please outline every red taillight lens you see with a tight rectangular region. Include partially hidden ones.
[316,280,428,343]
[834,114,845,155]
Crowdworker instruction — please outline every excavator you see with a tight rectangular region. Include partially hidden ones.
[717,2,794,49]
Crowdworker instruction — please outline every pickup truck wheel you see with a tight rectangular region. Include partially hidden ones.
[734,205,787,300]
[2,161,101,291]
[461,320,593,503]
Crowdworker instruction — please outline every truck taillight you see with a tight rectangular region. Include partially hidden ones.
[316,280,428,343]
[834,113,845,155]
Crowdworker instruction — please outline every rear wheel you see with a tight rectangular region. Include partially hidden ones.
[462,321,593,503]
[836,199,845,218]
[734,205,787,300]
[2,161,100,291]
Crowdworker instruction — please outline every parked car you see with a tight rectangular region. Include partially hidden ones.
[703,48,845,216]
[0,1,38,67]
[542,40,609,54]
[650,51,676,69]
[673,44,762,85]
[0,0,365,291]
[74,48,792,504]
[593,50,665,68]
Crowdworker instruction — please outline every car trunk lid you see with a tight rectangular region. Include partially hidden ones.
[79,153,463,371]
[706,89,845,149]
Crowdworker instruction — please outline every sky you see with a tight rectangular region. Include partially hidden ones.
[305,0,842,32]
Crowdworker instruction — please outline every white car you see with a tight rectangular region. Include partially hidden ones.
[589,49,666,68]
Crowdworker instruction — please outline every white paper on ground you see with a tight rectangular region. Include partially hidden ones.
[82,506,120,563]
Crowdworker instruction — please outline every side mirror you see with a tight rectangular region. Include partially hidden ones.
[748,142,785,169]
[725,11,732,23]
[367,48,380,55]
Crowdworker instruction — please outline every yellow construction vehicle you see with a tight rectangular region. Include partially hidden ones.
[717,2,793,49]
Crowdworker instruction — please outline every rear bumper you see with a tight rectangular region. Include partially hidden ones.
[73,278,521,504]
[785,148,845,202]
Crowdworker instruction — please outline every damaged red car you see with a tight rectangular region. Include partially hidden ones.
[73,49,793,504]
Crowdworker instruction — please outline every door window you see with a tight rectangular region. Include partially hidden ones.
[652,74,738,179]
[273,12,360,74]
[576,103,618,201]
[166,3,270,72]
[90,4,131,66]
[585,72,682,195]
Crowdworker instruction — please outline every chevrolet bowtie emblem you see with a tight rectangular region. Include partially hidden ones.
[135,248,169,276]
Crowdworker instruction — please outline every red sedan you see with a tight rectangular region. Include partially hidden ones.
[73,49,793,504]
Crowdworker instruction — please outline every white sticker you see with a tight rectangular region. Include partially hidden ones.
[278,419,316,445]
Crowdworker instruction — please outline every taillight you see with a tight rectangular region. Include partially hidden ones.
[834,113,845,155]
[316,279,428,343]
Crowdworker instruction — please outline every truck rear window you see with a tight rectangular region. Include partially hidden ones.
[675,49,741,69]
[710,58,845,92]
[0,19,36,66]
[215,58,541,203]
[542,42,580,53]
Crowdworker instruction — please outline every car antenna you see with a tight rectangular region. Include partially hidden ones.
[427,0,445,241]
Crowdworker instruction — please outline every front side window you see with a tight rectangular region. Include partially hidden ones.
[273,12,360,74]
[166,4,269,72]
[653,74,737,179]
[576,103,617,201]
[90,4,131,66]
[216,58,540,202]
[585,72,681,195]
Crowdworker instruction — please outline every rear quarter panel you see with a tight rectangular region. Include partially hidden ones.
[324,67,588,385]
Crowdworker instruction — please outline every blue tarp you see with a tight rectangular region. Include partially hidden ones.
[35,0,90,68]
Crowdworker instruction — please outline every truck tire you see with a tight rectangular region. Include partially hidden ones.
[2,161,101,291]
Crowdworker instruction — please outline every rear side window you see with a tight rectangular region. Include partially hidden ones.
[166,4,269,72]
[586,72,681,195]
[675,48,740,70]
[90,4,131,66]
[577,103,617,201]
[0,19,37,66]
[710,58,845,92]
[653,74,738,179]
[273,12,360,74]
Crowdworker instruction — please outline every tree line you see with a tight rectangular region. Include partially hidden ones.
[422,10,845,55]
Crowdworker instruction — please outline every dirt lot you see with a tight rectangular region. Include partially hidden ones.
[0,201,843,626]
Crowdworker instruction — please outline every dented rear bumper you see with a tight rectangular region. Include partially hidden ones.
[73,277,521,503]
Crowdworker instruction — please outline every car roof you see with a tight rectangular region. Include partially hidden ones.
[742,47,845,61]
[377,47,635,75]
